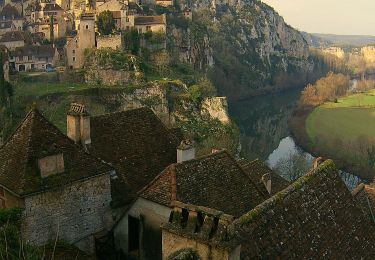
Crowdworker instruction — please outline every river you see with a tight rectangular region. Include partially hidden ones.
[229,88,364,190]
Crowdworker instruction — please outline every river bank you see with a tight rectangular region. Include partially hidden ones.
[289,92,375,181]
[229,88,365,189]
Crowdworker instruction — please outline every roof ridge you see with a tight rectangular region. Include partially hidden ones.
[174,150,228,166]
[0,107,35,149]
[228,160,337,234]
[227,153,269,199]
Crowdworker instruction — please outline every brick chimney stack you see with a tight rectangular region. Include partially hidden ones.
[67,103,91,145]
[177,140,195,163]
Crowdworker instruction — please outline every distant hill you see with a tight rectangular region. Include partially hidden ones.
[302,32,375,47]
[301,32,332,48]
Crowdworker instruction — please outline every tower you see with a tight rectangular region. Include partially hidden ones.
[78,12,96,50]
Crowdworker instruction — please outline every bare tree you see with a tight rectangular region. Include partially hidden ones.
[273,152,311,181]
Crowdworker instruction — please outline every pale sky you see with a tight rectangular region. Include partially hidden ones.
[262,0,375,35]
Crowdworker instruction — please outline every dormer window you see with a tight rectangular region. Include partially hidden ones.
[38,153,65,178]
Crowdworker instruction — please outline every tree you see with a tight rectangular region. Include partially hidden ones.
[152,51,170,77]
[0,54,13,143]
[96,11,115,35]
[123,28,140,55]
[274,152,311,181]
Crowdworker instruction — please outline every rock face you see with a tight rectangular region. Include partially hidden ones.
[168,0,313,100]
[201,97,230,124]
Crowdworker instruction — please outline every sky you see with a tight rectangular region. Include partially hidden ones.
[261,0,375,36]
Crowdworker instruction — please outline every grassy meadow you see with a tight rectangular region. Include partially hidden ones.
[306,90,375,142]
[303,90,375,179]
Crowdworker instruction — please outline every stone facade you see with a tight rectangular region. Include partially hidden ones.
[162,231,241,260]
[22,173,112,254]
[97,34,123,49]
[66,13,95,69]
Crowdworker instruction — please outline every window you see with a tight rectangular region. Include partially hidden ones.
[73,57,76,61]
[72,50,75,54]
[86,25,89,29]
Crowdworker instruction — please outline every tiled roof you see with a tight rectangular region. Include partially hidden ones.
[134,15,165,25]
[238,158,290,195]
[229,160,375,258]
[140,150,267,217]
[0,31,25,43]
[0,4,22,20]
[89,107,180,206]
[11,45,56,59]
[111,11,121,19]
[0,108,113,196]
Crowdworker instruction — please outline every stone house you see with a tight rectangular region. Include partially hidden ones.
[65,12,95,69]
[33,16,67,41]
[30,3,65,23]
[0,30,27,50]
[0,4,23,34]
[9,44,59,71]
[113,148,289,259]
[133,14,166,34]
[162,160,375,259]
[0,107,114,253]
[95,0,142,31]
[155,0,173,7]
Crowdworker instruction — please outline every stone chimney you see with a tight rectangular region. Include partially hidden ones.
[67,103,91,144]
[177,140,195,163]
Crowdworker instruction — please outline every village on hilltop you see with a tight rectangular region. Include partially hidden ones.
[1,0,375,259]
[0,0,192,76]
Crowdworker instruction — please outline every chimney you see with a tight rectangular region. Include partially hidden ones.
[67,103,91,144]
[313,157,323,169]
[177,140,195,163]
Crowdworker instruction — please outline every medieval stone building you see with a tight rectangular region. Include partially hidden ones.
[0,107,114,253]
[162,160,375,259]
[113,148,290,258]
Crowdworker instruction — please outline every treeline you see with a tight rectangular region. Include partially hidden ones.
[299,72,349,107]
[299,72,375,108]
[312,133,375,179]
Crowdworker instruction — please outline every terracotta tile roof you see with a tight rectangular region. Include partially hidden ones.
[11,45,56,59]
[134,15,165,25]
[0,31,25,43]
[238,158,290,195]
[89,107,181,206]
[0,108,113,196]
[229,160,375,258]
[352,183,375,224]
[0,4,22,20]
[111,11,121,19]
[140,150,268,217]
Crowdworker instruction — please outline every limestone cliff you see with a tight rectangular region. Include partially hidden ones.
[168,0,313,100]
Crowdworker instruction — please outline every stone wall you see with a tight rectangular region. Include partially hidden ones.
[114,197,171,259]
[22,173,112,254]
[85,69,136,86]
[97,34,123,50]
[162,231,241,260]
[101,85,172,126]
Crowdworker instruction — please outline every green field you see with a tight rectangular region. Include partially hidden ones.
[306,90,375,143]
